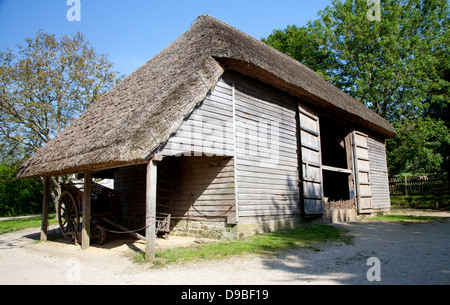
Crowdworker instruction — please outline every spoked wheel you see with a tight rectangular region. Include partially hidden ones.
[91,221,107,245]
[58,191,80,240]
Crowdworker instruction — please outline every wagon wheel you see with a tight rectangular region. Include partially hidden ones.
[58,191,80,240]
[91,222,107,245]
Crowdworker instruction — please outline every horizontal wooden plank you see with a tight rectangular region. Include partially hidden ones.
[359,198,373,210]
[238,193,299,201]
[235,103,295,126]
[204,89,233,105]
[235,91,296,123]
[322,165,352,174]
[357,160,371,172]
[238,208,301,217]
[235,101,296,125]
[237,164,299,177]
[235,121,297,147]
[237,175,297,186]
[355,146,369,160]
[177,191,236,200]
[299,104,319,122]
[235,142,297,160]
[304,199,324,215]
[238,203,300,211]
[237,170,297,181]
[301,147,321,164]
[235,117,296,139]
[237,182,299,193]
[236,158,298,172]
[172,203,235,211]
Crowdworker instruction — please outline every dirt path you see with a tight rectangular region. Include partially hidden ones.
[1,211,449,285]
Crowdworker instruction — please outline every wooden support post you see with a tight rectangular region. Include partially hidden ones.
[81,171,92,250]
[40,176,51,242]
[404,175,409,197]
[145,160,158,260]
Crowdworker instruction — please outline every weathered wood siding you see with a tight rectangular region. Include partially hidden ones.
[115,156,235,227]
[299,104,324,215]
[173,156,235,221]
[159,80,234,157]
[230,74,300,219]
[160,72,301,221]
[114,164,147,229]
[367,135,391,210]
[352,131,373,213]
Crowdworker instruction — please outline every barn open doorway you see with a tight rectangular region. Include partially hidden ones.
[319,117,355,208]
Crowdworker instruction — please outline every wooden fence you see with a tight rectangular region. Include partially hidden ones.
[389,174,449,196]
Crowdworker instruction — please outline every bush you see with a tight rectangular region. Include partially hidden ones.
[0,162,43,217]
[391,195,450,211]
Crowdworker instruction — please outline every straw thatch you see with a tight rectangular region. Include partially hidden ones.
[17,15,396,179]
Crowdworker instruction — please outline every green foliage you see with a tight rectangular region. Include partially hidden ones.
[264,0,449,121]
[261,25,331,79]
[263,0,450,175]
[391,195,450,210]
[0,161,44,216]
[0,30,125,215]
[0,216,58,235]
[387,117,450,175]
[0,30,124,162]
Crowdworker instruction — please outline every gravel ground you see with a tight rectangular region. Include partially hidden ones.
[0,211,449,285]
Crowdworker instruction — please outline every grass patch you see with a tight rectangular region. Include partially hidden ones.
[363,214,441,222]
[0,216,58,235]
[137,224,352,267]
[391,195,450,210]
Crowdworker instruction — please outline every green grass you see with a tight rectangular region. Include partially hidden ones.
[135,224,353,267]
[391,195,450,210]
[362,214,441,222]
[0,216,58,235]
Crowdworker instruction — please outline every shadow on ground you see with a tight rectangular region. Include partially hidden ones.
[259,218,450,285]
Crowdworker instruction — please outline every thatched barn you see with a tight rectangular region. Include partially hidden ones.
[17,15,396,257]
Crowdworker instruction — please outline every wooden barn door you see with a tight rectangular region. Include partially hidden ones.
[352,131,373,213]
[299,104,324,215]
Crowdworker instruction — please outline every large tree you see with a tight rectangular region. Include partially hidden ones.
[0,30,124,162]
[263,0,449,175]
[0,30,124,214]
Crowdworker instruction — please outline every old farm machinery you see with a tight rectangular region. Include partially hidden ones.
[58,182,121,245]
[58,182,172,245]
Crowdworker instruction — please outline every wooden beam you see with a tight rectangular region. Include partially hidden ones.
[321,165,353,174]
[40,176,51,242]
[81,171,92,250]
[231,82,240,223]
[102,217,145,241]
[145,160,158,260]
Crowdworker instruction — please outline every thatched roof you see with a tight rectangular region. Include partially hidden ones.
[17,15,396,179]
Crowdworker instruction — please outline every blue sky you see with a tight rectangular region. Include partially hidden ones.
[0,0,332,76]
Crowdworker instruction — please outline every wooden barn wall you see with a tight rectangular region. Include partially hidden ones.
[114,164,147,229]
[159,79,234,157]
[367,135,391,210]
[114,156,236,228]
[229,73,300,220]
[172,156,236,221]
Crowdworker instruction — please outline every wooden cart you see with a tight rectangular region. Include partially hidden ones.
[58,182,172,245]
[58,182,121,245]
